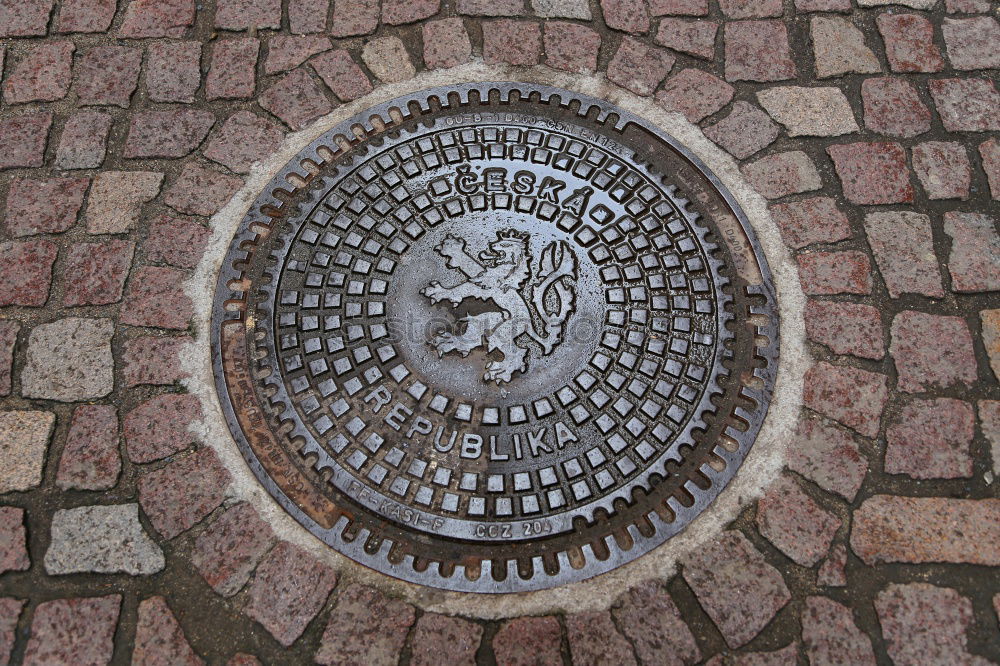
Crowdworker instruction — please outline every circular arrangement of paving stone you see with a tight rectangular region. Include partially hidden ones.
[214,83,778,591]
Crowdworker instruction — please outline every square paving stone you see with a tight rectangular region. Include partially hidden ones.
[206,38,260,101]
[886,398,974,479]
[55,111,113,169]
[44,503,165,575]
[811,16,880,77]
[566,611,636,666]
[310,50,374,102]
[244,541,338,647]
[314,584,415,666]
[611,584,702,666]
[797,250,872,295]
[863,211,944,298]
[757,474,841,567]
[827,142,913,204]
[875,584,988,666]
[258,69,333,131]
[132,596,203,665]
[943,211,1000,293]
[787,416,868,502]
[861,77,931,138]
[215,0,281,30]
[492,616,563,664]
[138,447,230,539]
[802,362,888,438]
[422,18,473,70]
[204,111,285,174]
[22,318,115,401]
[876,13,943,73]
[144,215,212,269]
[0,240,57,306]
[146,41,202,103]
[942,17,1000,70]
[410,613,483,666]
[55,405,120,491]
[801,596,877,666]
[756,86,858,137]
[607,37,675,96]
[0,0,54,36]
[768,197,851,249]
[329,0,378,36]
[2,41,74,103]
[682,531,791,648]
[890,311,977,393]
[191,503,275,597]
[656,68,734,123]
[741,151,821,199]
[123,109,216,159]
[724,20,796,81]
[85,171,163,234]
[601,0,651,33]
[22,596,121,665]
[654,18,718,60]
[55,0,116,32]
[62,240,136,306]
[362,35,417,81]
[544,21,601,73]
[0,411,55,493]
[122,336,189,386]
[382,0,440,24]
[482,20,542,67]
[73,45,142,107]
[124,394,202,463]
[804,300,884,360]
[929,78,1000,132]
[119,0,195,37]
[0,111,52,169]
[289,0,329,33]
[163,163,243,217]
[265,35,332,74]
[4,177,89,237]
[533,0,592,18]
[912,141,970,200]
[703,101,781,159]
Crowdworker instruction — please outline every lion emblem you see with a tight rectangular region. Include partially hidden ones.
[420,229,577,384]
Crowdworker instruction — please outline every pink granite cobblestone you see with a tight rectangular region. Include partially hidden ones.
[863,212,943,299]
[243,541,338,646]
[55,404,120,490]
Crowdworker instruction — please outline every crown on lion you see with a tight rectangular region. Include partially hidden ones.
[496,228,529,242]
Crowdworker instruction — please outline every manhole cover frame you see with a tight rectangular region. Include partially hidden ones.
[212,82,779,593]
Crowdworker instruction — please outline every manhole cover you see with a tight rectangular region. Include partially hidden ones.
[213,83,778,593]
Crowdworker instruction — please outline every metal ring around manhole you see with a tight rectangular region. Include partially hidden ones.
[212,83,779,593]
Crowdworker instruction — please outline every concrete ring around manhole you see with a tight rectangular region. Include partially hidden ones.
[184,62,807,617]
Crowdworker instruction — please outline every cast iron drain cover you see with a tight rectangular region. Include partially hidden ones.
[213,83,778,592]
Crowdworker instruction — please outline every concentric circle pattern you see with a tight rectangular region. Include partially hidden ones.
[213,83,779,592]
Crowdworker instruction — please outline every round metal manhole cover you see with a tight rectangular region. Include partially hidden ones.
[213,83,779,593]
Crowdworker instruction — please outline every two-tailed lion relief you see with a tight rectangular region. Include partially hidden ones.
[420,229,578,384]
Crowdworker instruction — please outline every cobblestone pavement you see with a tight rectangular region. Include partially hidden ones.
[0,0,998,663]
